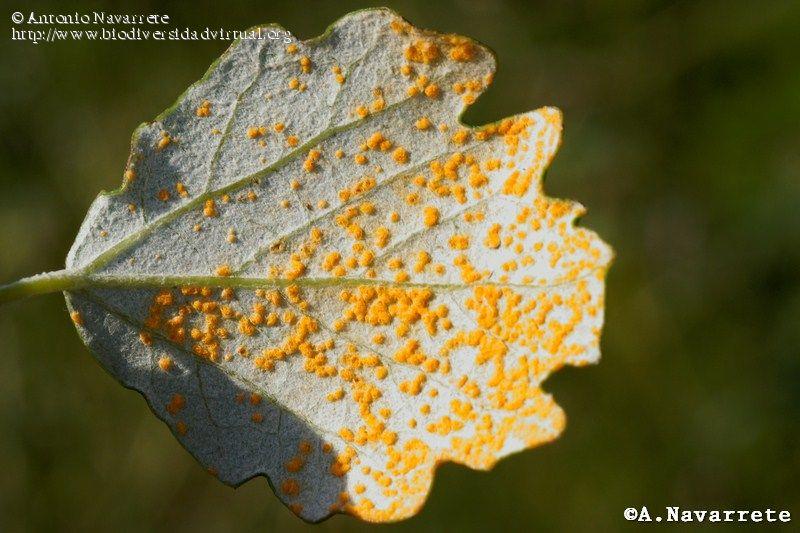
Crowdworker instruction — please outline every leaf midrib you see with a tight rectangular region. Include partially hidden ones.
[64,270,600,293]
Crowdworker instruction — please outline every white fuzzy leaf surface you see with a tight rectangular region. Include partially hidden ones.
[65,8,612,523]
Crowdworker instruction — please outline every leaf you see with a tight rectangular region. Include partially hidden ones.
[62,8,612,523]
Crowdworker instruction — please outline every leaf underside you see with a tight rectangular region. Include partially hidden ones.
[65,8,612,523]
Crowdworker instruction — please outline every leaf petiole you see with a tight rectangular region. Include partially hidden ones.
[0,269,86,305]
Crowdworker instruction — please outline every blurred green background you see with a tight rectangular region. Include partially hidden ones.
[1,0,799,531]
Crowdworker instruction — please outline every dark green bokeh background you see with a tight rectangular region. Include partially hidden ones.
[1,1,799,531]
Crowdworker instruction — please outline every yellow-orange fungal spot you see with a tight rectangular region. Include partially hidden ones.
[286,456,305,472]
[286,135,299,147]
[405,192,420,205]
[123,169,136,183]
[424,84,440,98]
[347,222,365,240]
[196,99,212,117]
[215,264,232,277]
[354,153,368,165]
[156,132,172,150]
[414,250,431,273]
[166,393,186,415]
[286,43,298,54]
[390,18,411,34]
[273,122,285,133]
[303,149,321,172]
[359,202,376,215]
[405,40,439,64]
[356,249,374,267]
[415,117,432,130]
[484,223,502,249]
[157,189,170,202]
[322,251,341,271]
[366,132,384,150]
[423,205,440,227]
[176,421,187,435]
[452,129,470,145]
[331,66,345,84]
[139,331,152,346]
[327,388,345,402]
[449,234,470,250]
[392,147,409,164]
[247,126,266,139]
[288,77,300,90]
[203,199,218,218]
[449,40,476,62]
[387,257,404,270]
[371,95,386,113]
[251,412,264,424]
[238,316,256,336]
[158,356,173,372]
[284,257,307,280]
[374,226,391,248]
[70,310,83,326]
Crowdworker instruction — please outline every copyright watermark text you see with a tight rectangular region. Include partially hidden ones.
[624,506,791,524]
[9,11,293,45]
